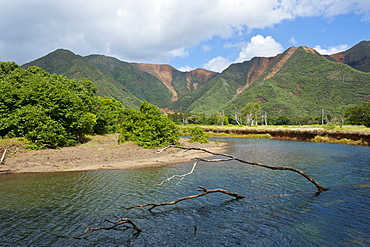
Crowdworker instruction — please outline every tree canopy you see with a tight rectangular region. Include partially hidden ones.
[118,101,180,148]
[0,62,119,149]
[345,102,370,127]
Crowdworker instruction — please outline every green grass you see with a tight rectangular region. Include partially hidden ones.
[186,124,370,132]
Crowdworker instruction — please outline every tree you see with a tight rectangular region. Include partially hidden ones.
[232,106,243,125]
[187,113,206,125]
[274,115,291,125]
[241,103,261,126]
[189,127,208,143]
[345,102,370,127]
[94,97,125,134]
[118,101,180,148]
[0,62,103,148]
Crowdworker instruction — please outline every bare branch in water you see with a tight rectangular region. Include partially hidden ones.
[53,215,141,239]
[123,185,245,211]
[156,145,329,193]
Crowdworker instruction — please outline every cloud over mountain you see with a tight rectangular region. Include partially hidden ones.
[1,0,369,68]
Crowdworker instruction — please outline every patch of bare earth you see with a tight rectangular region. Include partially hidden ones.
[0,134,228,174]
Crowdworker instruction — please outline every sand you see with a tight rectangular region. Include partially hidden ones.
[0,134,228,174]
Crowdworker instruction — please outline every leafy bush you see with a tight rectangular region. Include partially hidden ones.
[189,127,209,143]
[118,102,180,148]
[0,62,120,149]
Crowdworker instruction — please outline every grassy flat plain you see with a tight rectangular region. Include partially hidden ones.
[182,125,370,146]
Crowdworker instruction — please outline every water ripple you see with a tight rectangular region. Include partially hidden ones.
[1,138,369,246]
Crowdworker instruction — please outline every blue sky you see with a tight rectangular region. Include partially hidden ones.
[1,0,369,72]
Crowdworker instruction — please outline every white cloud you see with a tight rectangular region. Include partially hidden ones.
[235,35,284,62]
[178,65,195,72]
[0,0,369,64]
[202,45,212,52]
[170,48,189,58]
[290,36,298,45]
[203,56,232,73]
[313,44,349,55]
[204,34,284,72]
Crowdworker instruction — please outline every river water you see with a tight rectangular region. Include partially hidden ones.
[1,138,369,246]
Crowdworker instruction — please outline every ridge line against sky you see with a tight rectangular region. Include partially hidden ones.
[1,0,369,73]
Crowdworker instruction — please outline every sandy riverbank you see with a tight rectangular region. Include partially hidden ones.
[0,135,229,174]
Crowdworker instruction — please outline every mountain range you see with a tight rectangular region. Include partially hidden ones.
[21,41,370,118]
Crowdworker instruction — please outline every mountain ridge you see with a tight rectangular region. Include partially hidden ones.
[19,41,370,119]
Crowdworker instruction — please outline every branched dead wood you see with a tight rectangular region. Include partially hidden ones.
[157,145,329,193]
[155,159,199,186]
[53,215,141,239]
[123,185,245,211]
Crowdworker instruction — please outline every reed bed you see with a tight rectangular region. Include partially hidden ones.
[185,125,370,146]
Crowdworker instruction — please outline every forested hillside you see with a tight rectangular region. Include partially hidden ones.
[19,41,370,121]
[22,50,218,109]
[226,47,370,118]
[22,49,142,109]
[328,41,370,72]
[176,45,370,119]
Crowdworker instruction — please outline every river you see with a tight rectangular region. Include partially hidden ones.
[1,138,369,246]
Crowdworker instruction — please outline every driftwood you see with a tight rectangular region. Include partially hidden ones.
[157,145,329,193]
[53,215,141,239]
[123,185,245,211]
[0,149,7,163]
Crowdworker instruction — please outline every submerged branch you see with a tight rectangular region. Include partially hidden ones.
[123,185,245,211]
[155,160,199,186]
[157,145,329,193]
[53,215,141,239]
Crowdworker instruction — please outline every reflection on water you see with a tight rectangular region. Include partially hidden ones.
[0,138,369,246]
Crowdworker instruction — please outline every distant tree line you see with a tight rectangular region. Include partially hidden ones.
[168,102,369,127]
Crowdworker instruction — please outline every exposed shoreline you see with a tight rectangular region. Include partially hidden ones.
[0,135,229,175]
[2,126,369,175]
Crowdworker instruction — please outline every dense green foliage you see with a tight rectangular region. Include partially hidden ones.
[0,62,120,149]
[118,102,180,148]
[94,97,125,134]
[188,127,209,143]
[345,102,370,127]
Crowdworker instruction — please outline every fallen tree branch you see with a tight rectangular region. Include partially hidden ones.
[157,145,329,193]
[155,159,199,186]
[53,215,141,239]
[123,185,245,211]
[1,149,8,164]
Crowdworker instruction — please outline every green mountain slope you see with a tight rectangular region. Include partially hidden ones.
[19,41,370,119]
[85,55,172,108]
[225,47,370,117]
[22,49,141,109]
[328,41,370,72]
